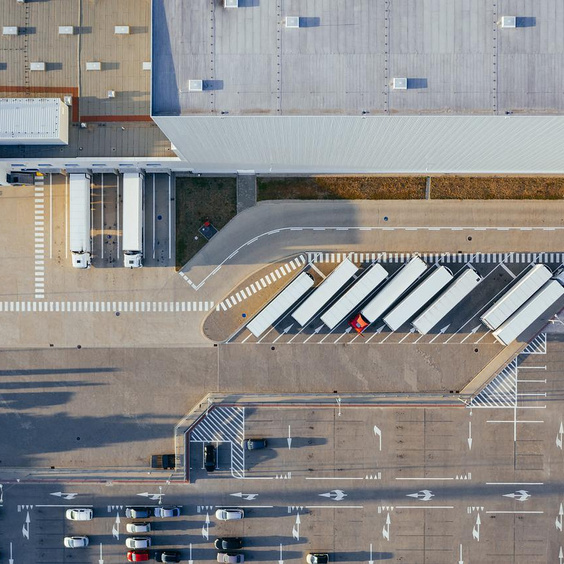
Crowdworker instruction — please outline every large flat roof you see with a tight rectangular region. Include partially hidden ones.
[152,0,564,117]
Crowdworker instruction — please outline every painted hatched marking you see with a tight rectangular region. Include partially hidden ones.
[470,360,517,409]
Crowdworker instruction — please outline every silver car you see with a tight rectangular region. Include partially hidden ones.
[64,536,89,548]
[126,522,151,533]
[65,508,93,521]
[154,506,181,518]
[215,508,244,521]
[217,553,244,563]
[126,537,151,549]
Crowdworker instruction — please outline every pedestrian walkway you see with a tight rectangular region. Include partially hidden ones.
[0,300,213,313]
[236,172,257,214]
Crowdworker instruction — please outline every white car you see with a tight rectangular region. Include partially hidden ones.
[64,536,89,548]
[126,522,151,533]
[65,508,93,521]
[126,537,151,549]
[215,508,244,521]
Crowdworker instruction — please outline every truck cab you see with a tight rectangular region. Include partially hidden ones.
[72,252,92,269]
[124,252,143,268]
[349,313,369,334]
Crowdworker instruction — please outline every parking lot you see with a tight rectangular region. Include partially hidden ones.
[1,332,561,564]
[228,251,564,347]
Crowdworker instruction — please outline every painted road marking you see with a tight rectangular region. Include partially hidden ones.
[0,301,213,313]
[215,255,306,311]
[34,180,45,299]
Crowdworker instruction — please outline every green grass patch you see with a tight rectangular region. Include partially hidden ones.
[175,176,237,268]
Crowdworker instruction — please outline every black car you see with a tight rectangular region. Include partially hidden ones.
[151,454,176,470]
[125,507,152,519]
[243,439,267,450]
[215,538,243,550]
[158,551,181,563]
[204,444,216,472]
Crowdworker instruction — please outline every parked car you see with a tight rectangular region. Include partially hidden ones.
[215,538,243,550]
[217,553,244,563]
[126,537,151,549]
[242,439,267,450]
[154,506,181,518]
[127,551,150,562]
[65,508,93,521]
[151,454,176,470]
[127,522,151,533]
[158,551,181,563]
[204,444,216,472]
[126,507,152,519]
[215,508,244,521]
[63,536,89,548]
[306,554,329,564]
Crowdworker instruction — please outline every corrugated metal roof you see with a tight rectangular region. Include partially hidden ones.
[0,98,68,145]
[153,115,564,173]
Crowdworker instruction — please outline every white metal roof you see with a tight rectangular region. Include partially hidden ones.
[493,280,564,346]
[247,272,314,338]
[481,264,553,331]
[153,115,564,173]
[412,267,482,335]
[320,263,388,330]
[0,98,69,145]
[292,258,358,327]
[361,257,427,323]
[383,266,453,332]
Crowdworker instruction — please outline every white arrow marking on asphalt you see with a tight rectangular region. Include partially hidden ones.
[373,425,382,451]
[230,492,258,501]
[50,492,78,500]
[559,546,563,564]
[472,514,481,542]
[336,397,342,416]
[0,484,4,504]
[99,543,104,564]
[369,543,374,564]
[189,543,193,564]
[319,489,347,501]
[502,490,530,502]
[382,512,391,541]
[459,325,481,344]
[137,492,163,501]
[279,543,284,564]
[287,425,292,450]
[9,541,13,564]
[398,327,416,344]
[468,421,473,450]
[458,543,463,564]
[557,422,563,450]
[556,504,563,531]
[112,512,120,540]
[273,324,293,344]
[22,511,30,539]
[429,324,450,344]
[292,513,300,540]
[406,490,434,502]
[202,512,210,540]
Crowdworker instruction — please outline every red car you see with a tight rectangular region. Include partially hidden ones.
[349,313,369,334]
[127,551,150,562]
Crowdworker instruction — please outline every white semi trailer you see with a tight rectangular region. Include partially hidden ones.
[350,256,427,333]
[320,263,389,330]
[247,272,314,338]
[122,172,145,268]
[412,266,482,335]
[492,279,564,346]
[383,266,453,332]
[69,173,92,269]
[480,264,552,330]
[291,257,358,326]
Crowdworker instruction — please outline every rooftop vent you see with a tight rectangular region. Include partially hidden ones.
[30,62,46,71]
[63,95,73,105]
[392,78,408,90]
[107,90,116,98]
[500,16,517,28]
[188,80,203,92]
[58,26,74,35]
[114,26,130,35]
[142,62,151,71]
[3,27,19,36]
[285,16,300,28]
[224,0,238,7]
[86,61,102,71]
